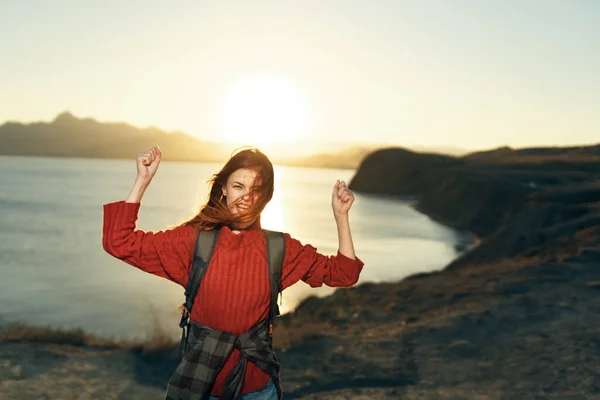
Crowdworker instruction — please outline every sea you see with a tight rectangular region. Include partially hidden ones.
[0,156,469,340]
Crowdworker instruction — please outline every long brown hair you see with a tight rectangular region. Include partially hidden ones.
[184,147,274,231]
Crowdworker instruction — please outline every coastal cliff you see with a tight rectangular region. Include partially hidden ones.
[351,146,600,268]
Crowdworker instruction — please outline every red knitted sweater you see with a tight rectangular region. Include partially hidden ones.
[102,201,364,396]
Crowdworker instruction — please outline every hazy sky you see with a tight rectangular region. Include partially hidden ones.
[2,0,599,150]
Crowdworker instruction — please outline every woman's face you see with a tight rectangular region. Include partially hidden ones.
[222,168,260,216]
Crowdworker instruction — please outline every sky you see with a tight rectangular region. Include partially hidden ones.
[1,0,599,151]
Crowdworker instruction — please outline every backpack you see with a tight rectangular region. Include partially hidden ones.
[178,228,286,357]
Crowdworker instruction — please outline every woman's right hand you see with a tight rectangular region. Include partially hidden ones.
[136,146,162,184]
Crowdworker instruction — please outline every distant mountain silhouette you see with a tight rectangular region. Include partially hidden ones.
[0,111,231,163]
[0,112,471,169]
[282,146,374,169]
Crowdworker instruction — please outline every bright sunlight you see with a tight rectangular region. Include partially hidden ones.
[219,75,311,145]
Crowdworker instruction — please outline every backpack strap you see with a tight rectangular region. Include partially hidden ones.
[184,228,220,315]
[263,230,286,335]
[179,228,219,357]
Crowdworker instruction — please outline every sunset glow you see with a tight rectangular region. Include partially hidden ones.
[219,75,310,145]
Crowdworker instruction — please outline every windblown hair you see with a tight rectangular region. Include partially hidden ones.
[184,147,274,231]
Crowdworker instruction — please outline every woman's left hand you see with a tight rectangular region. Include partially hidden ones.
[332,180,355,218]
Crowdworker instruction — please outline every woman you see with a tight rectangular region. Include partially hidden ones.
[102,146,364,399]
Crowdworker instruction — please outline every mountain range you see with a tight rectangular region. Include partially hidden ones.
[0,112,468,169]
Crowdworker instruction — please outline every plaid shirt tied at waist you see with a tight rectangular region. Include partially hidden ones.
[165,319,282,400]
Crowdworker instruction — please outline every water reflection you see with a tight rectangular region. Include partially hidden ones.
[261,190,287,232]
[0,158,471,339]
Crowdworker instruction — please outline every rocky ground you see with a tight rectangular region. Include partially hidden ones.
[3,145,600,399]
[4,248,600,399]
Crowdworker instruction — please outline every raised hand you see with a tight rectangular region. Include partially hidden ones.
[331,180,355,218]
[136,146,162,184]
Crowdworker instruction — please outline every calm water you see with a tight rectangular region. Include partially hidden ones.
[0,156,468,339]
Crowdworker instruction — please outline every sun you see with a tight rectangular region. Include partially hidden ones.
[219,74,310,145]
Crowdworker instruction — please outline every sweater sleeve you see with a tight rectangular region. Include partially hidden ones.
[280,233,364,290]
[101,201,197,287]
